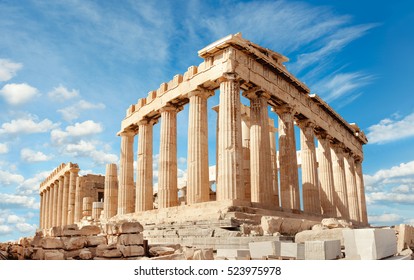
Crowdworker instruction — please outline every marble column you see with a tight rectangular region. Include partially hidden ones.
[136,119,155,212]
[67,167,79,224]
[216,74,244,201]
[52,181,59,227]
[298,120,321,214]
[47,186,52,228]
[74,176,83,223]
[269,119,279,207]
[344,152,360,223]
[316,134,337,217]
[56,176,64,226]
[355,159,368,225]
[245,90,273,205]
[118,130,135,215]
[39,192,44,229]
[275,106,300,211]
[241,109,251,201]
[104,163,118,219]
[330,143,349,220]
[158,105,179,208]
[61,172,70,226]
[212,106,219,189]
[187,90,212,204]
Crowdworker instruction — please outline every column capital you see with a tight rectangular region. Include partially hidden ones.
[138,117,158,127]
[159,103,183,114]
[119,129,135,137]
[272,104,296,116]
[70,167,80,174]
[188,88,214,99]
[217,72,241,84]
[242,87,270,100]
[296,119,316,130]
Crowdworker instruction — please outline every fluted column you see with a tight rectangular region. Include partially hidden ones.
[136,119,155,212]
[39,192,44,229]
[269,119,279,207]
[52,181,59,227]
[331,143,349,220]
[56,176,64,226]
[67,167,79,224]
[47,186,52,228]
[158,105,179,208]
[275,106,300,211]
[316,134,337,216]
[216,74,244,201]
[104,163,118,219]
[355,159,368,225]
[344,152,360,223]
[241,108,251,201]
[118,130,135,215]
[245,90,273,205]
[187,90,212,204]
[61,172,70,226]
[74,176,83,223]
[298,120,321,214]
[212,106,219,188]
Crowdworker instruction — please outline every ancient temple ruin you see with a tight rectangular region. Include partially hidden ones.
[39,33,368,235]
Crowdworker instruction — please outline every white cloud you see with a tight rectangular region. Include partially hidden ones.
[20,148,52,162]
[0,83,39,105]
[0,225,12,235]
[0,143,8,154]
[367,192,414,205]
[0,115,58,135]
[364,160,414,186]
[48,85,79,101]
[15,223,37,233]
[366,112,414,144]
[58,99,105,121]
[64,140,118,165]
[0,193,38,209]
[7,214,25,224]
[368,213,402,224]
[51,120,103,145]
[0,59,22,82]
[313,71,374,103]
[16,171,49,196]
[0,170,24,186]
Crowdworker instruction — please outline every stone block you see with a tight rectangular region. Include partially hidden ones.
[248,241,281,259]
[280,242,305,259]
[216,249,251,259]
[103,248,122,258]
[80,225,101,236]
[107,235,119,245]
[32,248,45,260]
[79,249,93,260]
[150,253,186,260]
[304,240,341,260]
[62,236,87,250]
[118,233,144,246]
[41,237,64,249]
[280,218,304,235]
[50,226,63,237]
[177,228,214,237]
[149,246,175,257]
[44,250,65,260]
[343,228,397,260]
[118,245,145,257]
[295,228,346,246]
[119,222,144,234]
[86,236,107,247]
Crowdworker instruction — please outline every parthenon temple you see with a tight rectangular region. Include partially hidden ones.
[39,33,368,233]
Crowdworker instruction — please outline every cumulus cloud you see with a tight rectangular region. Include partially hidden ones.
[20,148,52,162]
[0,59,22,82]
[7,214,25,224]
[0,143,8,154]
[368,213,402,224]
[0,115,59,135]
[366,112,414,144]
[16,171,49,196]
[0,170,25,186]
[51,120,103,145]
[0,193,38,209]
[0,225,12,235]
[364,160,414,186]
[64,140,118,165]
[48,85,79,101]
[58,100,105,121]
[0,83,39,105]
[15,223,37,233]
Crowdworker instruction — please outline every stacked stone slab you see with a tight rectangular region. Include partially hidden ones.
[395,224,414,252]
[343,228,397,260]
[304,240,341,260]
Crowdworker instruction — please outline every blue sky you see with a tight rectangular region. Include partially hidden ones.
[0,0,413,242]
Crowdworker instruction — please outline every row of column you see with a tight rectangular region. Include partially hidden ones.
[39,167,79,229]
[117,74,367,225]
